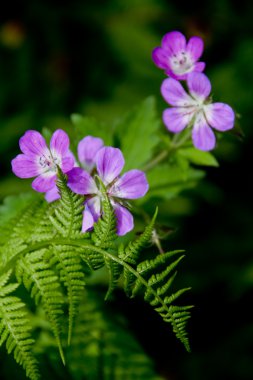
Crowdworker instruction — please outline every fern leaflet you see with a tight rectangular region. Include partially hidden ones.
[51,244,85,345]
[132,251,192,351]
[49,168,85,239]
[92,176,118,249]
[0,270,39,380]
[119,208,158,297]
[15,249,65,364]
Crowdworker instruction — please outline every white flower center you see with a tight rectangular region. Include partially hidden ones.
[39,153,61,172]
[170,51,194,75]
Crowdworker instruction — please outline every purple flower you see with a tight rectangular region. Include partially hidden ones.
[11,129,74,192]
[161,72,235,151]
[152,31,205,80]
[78,135,104,171]
[67,147,149,236]
[45,135,104,203]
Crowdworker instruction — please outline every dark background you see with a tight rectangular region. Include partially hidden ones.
[1,0,253,379]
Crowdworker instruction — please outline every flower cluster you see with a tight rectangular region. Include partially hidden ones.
[11,131,148,236]
[152,31,235,151]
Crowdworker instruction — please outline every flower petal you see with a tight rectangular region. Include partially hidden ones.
[187,72,211,102]
[164,68,188,80]
[113,203,134,236]
[19,130,48,158]
[96,147,125,185]
[32,172,56,192]
[87,196,101,221]
[152,47,169,69]
[163,107,194,133]
[11,154,41,178]
[61,152,75,173]
[82,203,95,232]
[192,113,216,151]
[45,185,60,203]
[109,170,149,199]
[161,78,194,107]
[50,129,70,157]
[161,31,186,54]
[78,136,104,171]
[204,103,235,131]
[186,36,204,61]
[67,167,97,195]
[194,61,205,73]
[82,196,102,233]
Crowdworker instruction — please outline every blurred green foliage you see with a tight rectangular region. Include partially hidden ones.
[1,0,253,379]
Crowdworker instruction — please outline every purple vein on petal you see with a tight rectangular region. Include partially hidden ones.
[109,170,149,199]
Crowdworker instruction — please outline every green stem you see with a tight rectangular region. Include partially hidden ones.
[142,150,168,172]
[142,128,192,172]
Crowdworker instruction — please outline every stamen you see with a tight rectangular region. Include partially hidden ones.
[39,154,60,171]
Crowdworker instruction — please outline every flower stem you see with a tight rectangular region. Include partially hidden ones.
[142,129,192,172]
[142,150,168,171]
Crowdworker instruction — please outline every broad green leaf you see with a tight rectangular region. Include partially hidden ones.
[144,164,205,200]
[71,114,113,146]
[116,97,160,171]
[178,148,219,167]
[0,192,37,226]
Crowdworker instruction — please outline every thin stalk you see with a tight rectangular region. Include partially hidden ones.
[142,128,192,172]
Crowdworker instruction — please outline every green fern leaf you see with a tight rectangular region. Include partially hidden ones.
[0,198,45,269]
[51,244,86,345]
[0,271,39,380]
[130,251,192,351]
[119,209,158,297]
[49,168,85,239]
[133,251,185,297]
[104,256,122,300]
[90,181,122,299]
[28,201,56,243]
[0,193,37,245]
[15,249,65,364]
[92,177,117,249]
[119,207,158,264]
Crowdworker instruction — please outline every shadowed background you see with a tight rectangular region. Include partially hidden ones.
[1,0,253,379]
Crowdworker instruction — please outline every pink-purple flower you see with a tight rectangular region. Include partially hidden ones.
[77,135,104,172]
[11,129,74,192]
[161,72,235,151]
[67,147,149,236]
[152,31,205,80]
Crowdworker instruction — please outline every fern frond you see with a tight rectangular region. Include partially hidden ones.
[28,202,56,243]
[92,177,117,249]
[104,257,122,300]
[0,197,53,269]
[50,244,86,345]
[89,182,122,299]
[15,249,65,364]
[125,251,192,351]
[132,250,185,296]
[119,209,158,297]
[0,271,39,380]
[0,193,38,245]
[49,168,85,239]
[7,198,43,242]
[0,199,44,268]
[119,207,158,264]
